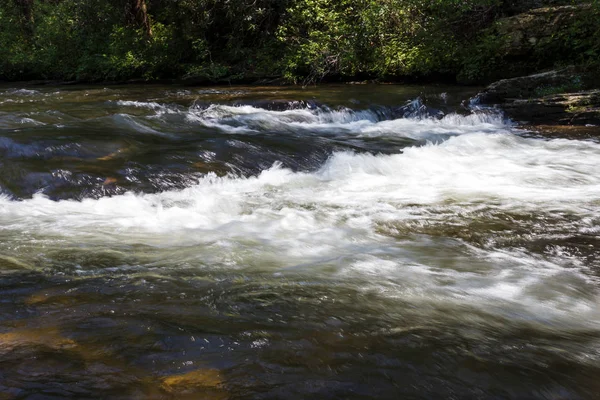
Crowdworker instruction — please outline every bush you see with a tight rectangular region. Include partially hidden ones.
[0,0,597,83]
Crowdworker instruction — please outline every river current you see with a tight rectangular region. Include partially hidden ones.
[1,85,599,399]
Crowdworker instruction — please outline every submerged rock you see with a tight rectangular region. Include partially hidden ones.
[161,369,227,398]
[0,328,77,352]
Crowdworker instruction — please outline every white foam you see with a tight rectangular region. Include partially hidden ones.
[180,104,511,140]
[1,109,599,328]
[111,100,181,117]
[1,131,598,233]
[1,88,41,96]
[114,100,167,110]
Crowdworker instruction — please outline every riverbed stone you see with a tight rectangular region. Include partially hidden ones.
[0,328,77,352]
[161,369,227,398]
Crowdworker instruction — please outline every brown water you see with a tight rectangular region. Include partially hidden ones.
[1,84,600,399]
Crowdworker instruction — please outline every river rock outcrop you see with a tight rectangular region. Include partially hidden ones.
[501,90,600,125]
[477,67,600,125]
[477,67,579,104]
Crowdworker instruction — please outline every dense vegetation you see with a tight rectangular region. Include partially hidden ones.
[0,0,598,83]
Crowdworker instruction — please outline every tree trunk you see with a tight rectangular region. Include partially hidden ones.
[126,0,153,37]
[13,0,34,34]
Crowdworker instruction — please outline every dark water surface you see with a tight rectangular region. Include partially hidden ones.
[1,84,600,399]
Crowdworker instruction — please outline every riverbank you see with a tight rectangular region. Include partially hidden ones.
[477,67,600,126]
[1,1,598,86]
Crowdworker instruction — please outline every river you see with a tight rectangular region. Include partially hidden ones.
[1,84,599,399]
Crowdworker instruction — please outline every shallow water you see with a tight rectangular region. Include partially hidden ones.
[1,84,599,399]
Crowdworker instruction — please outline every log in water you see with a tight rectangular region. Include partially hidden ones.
[0,85,599,399]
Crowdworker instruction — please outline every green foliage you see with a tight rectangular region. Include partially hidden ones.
[0,0,598,83]
[457,29,508,83]
[547,2,600,66]
[276,0,510,83]
[459,0,600,83]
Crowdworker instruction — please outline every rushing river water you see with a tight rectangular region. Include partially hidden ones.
[0,84,599,399]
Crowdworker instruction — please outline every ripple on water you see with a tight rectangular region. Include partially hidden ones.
[0,85,600,398]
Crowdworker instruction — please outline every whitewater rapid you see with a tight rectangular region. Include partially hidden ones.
[3,87,600,399]
[1,100,599,332]
[2,131,599,235]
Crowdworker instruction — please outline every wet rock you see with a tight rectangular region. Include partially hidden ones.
[520,124,600,140]
[502,90,600,125]
[477,67,600,126]
[161,369,223,388]
[477,67,580,104]
[161,369,227,398]
[0,328,77,352]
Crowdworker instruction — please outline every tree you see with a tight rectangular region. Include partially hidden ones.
[13,0,34,35]
[126,0,152,37]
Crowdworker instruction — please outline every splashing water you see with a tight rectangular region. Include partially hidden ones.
[0,84,599,399]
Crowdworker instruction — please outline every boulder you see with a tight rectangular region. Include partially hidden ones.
[476,64,600,125]
[477,67,579,104]
[499,90,600,125]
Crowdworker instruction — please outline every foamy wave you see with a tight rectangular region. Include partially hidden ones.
[1,132,598,236]
[181,103,509,140]
[1,130,599,325]
[114,100,164,109]
[94,98,512,141]
[111,100,180,115]
[1,89,41,96]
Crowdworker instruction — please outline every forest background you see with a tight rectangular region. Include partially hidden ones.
[1,0,598,85]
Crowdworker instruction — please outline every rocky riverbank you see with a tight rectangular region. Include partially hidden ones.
[477,67,600,126]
